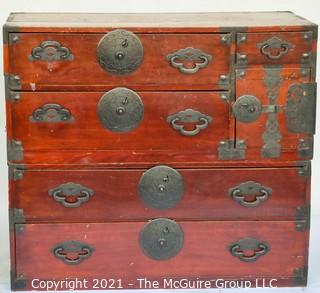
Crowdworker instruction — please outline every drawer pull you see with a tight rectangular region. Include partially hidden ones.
[138,165,184,210]
[30,103,73,122]
[229,181,272,208]
[230,238,270,262]
[166,47,212,74]
[48,182,94,208]
[29,40,73,61]
[140,218,184,260]
[98,87,144,132]
[167,109,212,136]
[97,29,144,75]
[257,36,292,60]
[53,240,94,265]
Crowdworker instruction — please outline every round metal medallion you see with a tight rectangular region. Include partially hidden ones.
[232,95,262,123]
[140,218,184,260]
[98,87,144,132]
[138,165,184,210]
[97,29,144,75]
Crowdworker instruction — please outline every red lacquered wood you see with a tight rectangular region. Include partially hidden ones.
[235,67,312,161]
[236,32,314,65]
[9,33,230,91]
[11,167,308,222]
[10,91,230,158]
[15,221,307,290]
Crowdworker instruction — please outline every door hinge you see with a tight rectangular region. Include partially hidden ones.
[298,137,314,159]
[293,266,308,286]
[295,204,310,232]
[297,161,311,177]
[11,271,27,290]
[218,140,246,160]
[9,208,25,233]
[7,140,24,162]
[8,164,24,181]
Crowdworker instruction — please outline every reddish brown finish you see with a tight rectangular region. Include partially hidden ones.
[9,91,230,157]
[236,32,314,65]
[8,33,230,91]
[11,167,308,222]
[15,221,307,290]
[235,67,312,161]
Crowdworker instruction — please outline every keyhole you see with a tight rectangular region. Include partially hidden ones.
[122,97,129,105]
[122,39,128,48]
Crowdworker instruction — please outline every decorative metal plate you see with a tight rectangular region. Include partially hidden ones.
[98,87,144,132]
[229,238,270,262]
[257,36,292,60]
[48,182,94,208]
[97,29,143,75]
[29,41,73,61]
[53,240,94,265]
[29,103,73,122]
[286,83,316,134]
[228,181,272,208]
[167,109,212,136]
[138,165,184,210]
[233,95,262,123]
[140,218,184,260]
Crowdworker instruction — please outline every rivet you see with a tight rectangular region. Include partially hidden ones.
[240,35,247,43]
[303,33,310,41]
[220,75,227,81]
[11,34,19,43]
[221,35,229,43]
[302,52,310,59]
[238,70,246,78]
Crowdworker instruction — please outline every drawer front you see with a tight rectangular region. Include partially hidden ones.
[236,31,314,65]
[11,167,308,221]
[8,33,231,90]
[14,221,307,290]
[235,67,315,160]
[8,91,230,160]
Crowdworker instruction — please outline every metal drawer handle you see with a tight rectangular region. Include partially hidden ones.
[166,47,212,74]
[48,182,94,208]
[230,238,270,262]
[228,181,272,208]
[29,103,73,123]
[257,36,292,60]
[29,40,73,61]
[167,109,212,136]
[53,240,94,265]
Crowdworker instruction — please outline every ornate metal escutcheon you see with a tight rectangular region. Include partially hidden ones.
[257,36,292,60]
[232,95,263,123]
[97,29,143,75]
[229,238,270,262]
[138,165,184,210]
[167,109,212,136]
[166,47,212,74]
[140,218,184,260]
[29,103,73,122]
[228,181,272,208]
[48,182,94,208]
[98,87,144,132]
[53,240,94,265]
[29,41,73,61]
[286,83,316,134]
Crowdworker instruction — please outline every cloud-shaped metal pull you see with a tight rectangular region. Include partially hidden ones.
[30,103,73,123]
[167,109,212,136]
[166,47,212,74]
[53,240,94,265]
[29,40,73,61]
[257,36,292,60]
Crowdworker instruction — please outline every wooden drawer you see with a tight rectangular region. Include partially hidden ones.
[236,31,314,65]
[13,220,308,290]
[7,33,231,91]
[10,166,309,222]
[7,91,230,162]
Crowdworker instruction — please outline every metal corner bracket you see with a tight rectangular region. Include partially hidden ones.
[293,266,308,286]
[9,208,26,233]
[297,161,311,177]
[218,139,246,160]
[11,271,27,290]
[295,204,311,232]
[7,140,24,162]
[5,74,21,91]
[8,164,24,181]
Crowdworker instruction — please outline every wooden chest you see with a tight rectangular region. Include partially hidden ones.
[3,12,317,290]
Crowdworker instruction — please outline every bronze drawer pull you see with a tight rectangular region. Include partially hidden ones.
[257,36,292,60]
[53,240,94,265]
[48,182,94,208]
[228,181,272,208]
[29,103,73,123]
[230,238,270,262]
[167,109,212,136]
[29,40,73,61]
[166,47,212,74]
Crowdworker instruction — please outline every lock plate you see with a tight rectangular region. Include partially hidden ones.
[138,165,184,210]
[98,87,144,132]
[140,218,184,260]
[232,95,262,123]
[97,29,143,75]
